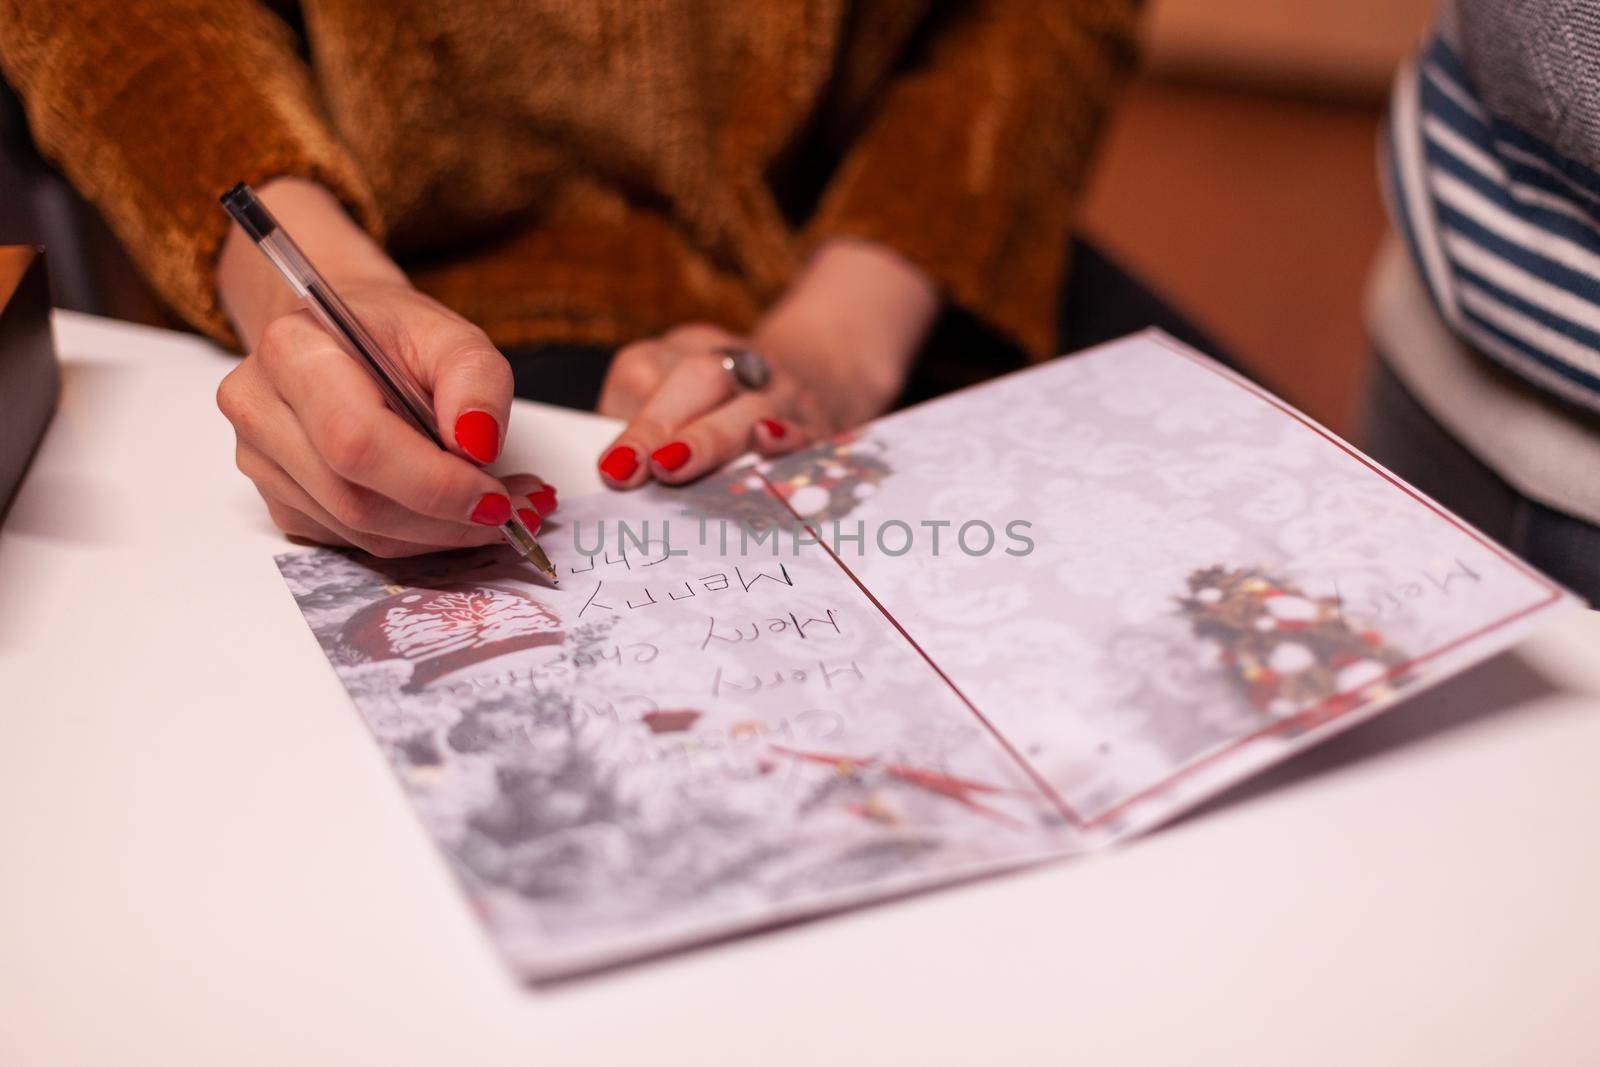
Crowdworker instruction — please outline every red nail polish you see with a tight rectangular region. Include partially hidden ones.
[470,493,511,526]
[528,486,558,516]
[600,445,638,481]
[652,441,691,472]
[516,507,543,534]
[760,419,786,439]
[454,410,500,464]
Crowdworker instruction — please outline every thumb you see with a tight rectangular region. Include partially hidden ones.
[428,331,515,467]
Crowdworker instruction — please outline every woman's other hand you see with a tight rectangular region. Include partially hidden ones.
[594,238,939,487]
[215,179,557,556]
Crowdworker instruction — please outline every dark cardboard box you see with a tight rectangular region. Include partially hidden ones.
[0,246,59,522]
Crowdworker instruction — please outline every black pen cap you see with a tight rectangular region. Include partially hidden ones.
[219,183,278,241]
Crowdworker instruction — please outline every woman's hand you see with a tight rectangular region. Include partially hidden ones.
[216,179,557,557]
[595,238,939,487]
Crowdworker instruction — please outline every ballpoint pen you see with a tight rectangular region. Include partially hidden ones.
[220,182,558,583]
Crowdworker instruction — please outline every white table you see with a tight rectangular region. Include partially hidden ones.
[4,312,1598,1066]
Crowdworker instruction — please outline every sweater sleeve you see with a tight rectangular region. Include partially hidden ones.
[0,0,382,347]
[806,0,1142,360]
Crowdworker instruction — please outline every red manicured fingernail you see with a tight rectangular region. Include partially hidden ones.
[760,419,786,439]
[470,492,511,525]
[528,486,558,515]
[600,445,638,481]
[652,441,691,472]
[454,410,500,464]
[516,507,543,534]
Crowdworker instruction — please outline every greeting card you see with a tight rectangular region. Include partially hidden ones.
[277,331,1575,979]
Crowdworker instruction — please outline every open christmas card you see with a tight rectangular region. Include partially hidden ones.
[276,330,1578,980]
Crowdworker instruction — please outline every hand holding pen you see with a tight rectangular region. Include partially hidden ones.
[216,180,558,578]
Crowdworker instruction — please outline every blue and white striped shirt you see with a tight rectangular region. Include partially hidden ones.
[1385,32,1600,413]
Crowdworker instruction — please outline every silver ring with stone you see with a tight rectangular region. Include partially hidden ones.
[717,345,772,391]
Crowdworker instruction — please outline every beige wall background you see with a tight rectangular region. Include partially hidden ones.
[1079,0,1443,434]
[1146,0,1438,97]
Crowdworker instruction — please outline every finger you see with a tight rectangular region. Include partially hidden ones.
[256,314,516,524]
[264,497,349,548]
[597,339,677,420]
[511,475,558,518]
[276,506,464,558]
[232,393,509,548]
[423,328,515,467]
[651,393,799,484]
[662,322,740,351]
[502,473,559,535]
[752,417,807,457]
[229,370,510,549]
[601,354,735,488]
[237,439,506,552]
[262,495,451,558]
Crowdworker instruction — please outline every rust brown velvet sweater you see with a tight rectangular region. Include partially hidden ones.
[0,0,1139,359]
